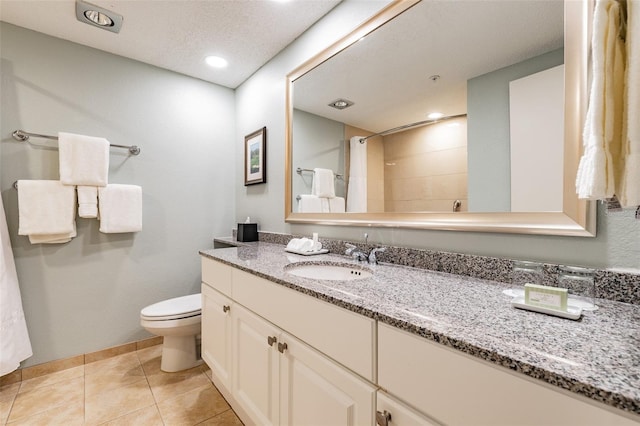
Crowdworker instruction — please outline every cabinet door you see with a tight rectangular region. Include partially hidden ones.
[377,391,439,426]
[232,304,280,426]
[201,283,232,388]
[279,331,375,426]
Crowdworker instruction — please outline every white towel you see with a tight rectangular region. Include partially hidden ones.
[347,136,368,212]
[77,186,98,218]
[328,196,346,213]
[0,195,32,375]
[298,194,323,213]
[28,222,77,244]
[17,180,76,241]
[312,168,335,198]
[59,132,110,187]
[98,184,142,233]
[620,0,640,206]
[576,0,625,200]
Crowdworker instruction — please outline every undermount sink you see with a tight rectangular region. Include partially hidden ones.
[285,261,373,281]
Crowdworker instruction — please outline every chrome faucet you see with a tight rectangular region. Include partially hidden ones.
[345,243,387,264]
[368,247,386,264]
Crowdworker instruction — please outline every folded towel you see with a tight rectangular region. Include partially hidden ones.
[298,194,323,213]
[77,186,98,218]
[328,196,345,213]
[17,180,76,240]
[312,168,335,198]
[286,237,313,252]
[98,184,142,233]
[59,132,109,187]
[28,222,77,244]
[620,0,640,206]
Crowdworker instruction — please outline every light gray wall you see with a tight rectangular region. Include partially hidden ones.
[292,109,345,204]
[235,1,640,270]
[1,23,236,367]
[467,48,564,212]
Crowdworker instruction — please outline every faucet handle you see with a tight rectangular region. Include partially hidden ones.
[345,243,357,255]
[368,247,387,264]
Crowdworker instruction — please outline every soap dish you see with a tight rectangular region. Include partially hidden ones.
[511,297,582,320]
[285,248,329,256]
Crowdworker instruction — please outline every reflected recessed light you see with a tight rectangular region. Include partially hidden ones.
[205,56,228,68]
[428,112,444,119]
[328,98,354,110]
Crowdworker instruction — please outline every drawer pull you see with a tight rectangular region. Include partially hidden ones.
[376,410,391,426]
[267,336,277,347]
[222,305,230,313]
[277,342,288,353]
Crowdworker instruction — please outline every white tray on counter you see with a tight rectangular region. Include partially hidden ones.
[511,297,582,320]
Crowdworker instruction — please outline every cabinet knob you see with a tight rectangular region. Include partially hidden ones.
[267,336,277,346]
[222,305,230,313]
[376,410,392,426]
[277,342,288,353]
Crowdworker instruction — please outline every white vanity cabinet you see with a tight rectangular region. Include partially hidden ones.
[376,391,438,426]
[378,323,638,426]
[201,257,376,426]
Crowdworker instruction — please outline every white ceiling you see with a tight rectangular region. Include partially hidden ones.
[0,0,342,89]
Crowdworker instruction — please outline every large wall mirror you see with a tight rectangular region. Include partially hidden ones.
[285,0,596,236]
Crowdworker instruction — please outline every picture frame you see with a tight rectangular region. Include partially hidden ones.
[244,127,267,186]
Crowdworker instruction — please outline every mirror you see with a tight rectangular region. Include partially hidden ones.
[285,0,595,236]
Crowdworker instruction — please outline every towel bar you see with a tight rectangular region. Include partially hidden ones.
[12,130,141,155]
[296,167,343,180]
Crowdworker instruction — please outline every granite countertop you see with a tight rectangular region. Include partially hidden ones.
[200,242,640,417]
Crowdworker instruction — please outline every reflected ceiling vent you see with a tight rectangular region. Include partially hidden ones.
[76,1,123,33]
[328,99,354,110]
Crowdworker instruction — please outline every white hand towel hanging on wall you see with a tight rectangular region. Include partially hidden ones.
[620,0,640,206]
[77,186,98,218]
[0,195,33,375]
[347,136,367,212]
[58,132,110,187]
[98,184,142,233]
[312,168,336,198]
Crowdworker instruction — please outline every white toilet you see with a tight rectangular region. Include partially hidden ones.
[140,293,202,372]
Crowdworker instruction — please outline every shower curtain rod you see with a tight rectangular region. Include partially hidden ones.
[12,130,141,155]
[358,113,467,143]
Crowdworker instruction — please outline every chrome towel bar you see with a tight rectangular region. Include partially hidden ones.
[296,167,343,180]
[12,130,141,155]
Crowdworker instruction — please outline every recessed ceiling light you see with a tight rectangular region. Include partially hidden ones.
[328,99,354,110]
[205,56,228,68]
[428,112,444,119]
[76,1,123,33]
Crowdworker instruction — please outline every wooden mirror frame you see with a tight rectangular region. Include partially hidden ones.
[285,0,596,236]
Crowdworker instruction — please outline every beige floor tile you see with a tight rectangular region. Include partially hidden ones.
[0,383,20,401]
[7,376,84,423]
[5,401,84,426]
[136,346,163,376]
[18,365,84,394]
[100,404,163,426]
[21,356,84,381]
[197,409,244,425]
[85,378,155,425]
[147,366,211,403]
[85,352,141,377]
[85,363,146,397]
[157,385,230,426]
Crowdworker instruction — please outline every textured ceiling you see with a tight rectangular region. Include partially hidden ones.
[0,0,342,88]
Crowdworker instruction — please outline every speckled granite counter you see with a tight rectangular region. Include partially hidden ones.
[200,242,640,418]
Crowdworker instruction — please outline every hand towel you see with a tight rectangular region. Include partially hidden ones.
[298,194,323,213]
[77,186,98,218]
[98,184,142,233]
[347,136,368,212]
[0,195,32,375]
[312,168,335,198]
[620,0,640,206]
[28,222,77,244]
[328,196,346,213]
[17,180,76,239]
[576,0,625,200]
[58,132,110,187]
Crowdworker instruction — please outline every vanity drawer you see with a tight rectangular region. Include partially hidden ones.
[201,258,232,296]
[378,323,637,426]
[232,268,376,382]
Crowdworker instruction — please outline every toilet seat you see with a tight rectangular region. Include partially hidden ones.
[140,293,201,321]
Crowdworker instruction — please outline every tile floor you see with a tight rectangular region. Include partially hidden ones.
[0,345,243,425]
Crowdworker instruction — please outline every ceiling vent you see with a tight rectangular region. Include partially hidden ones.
[328,99,354,110]
[76,1,123,33]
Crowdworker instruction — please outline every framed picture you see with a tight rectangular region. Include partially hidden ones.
[244,127,267,186]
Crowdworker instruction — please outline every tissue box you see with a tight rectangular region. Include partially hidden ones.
[237,223,258,242]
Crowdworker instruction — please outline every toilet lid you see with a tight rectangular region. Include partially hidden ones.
[141,293,201,319]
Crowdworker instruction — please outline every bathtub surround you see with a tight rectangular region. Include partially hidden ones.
[1,22,235,367]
